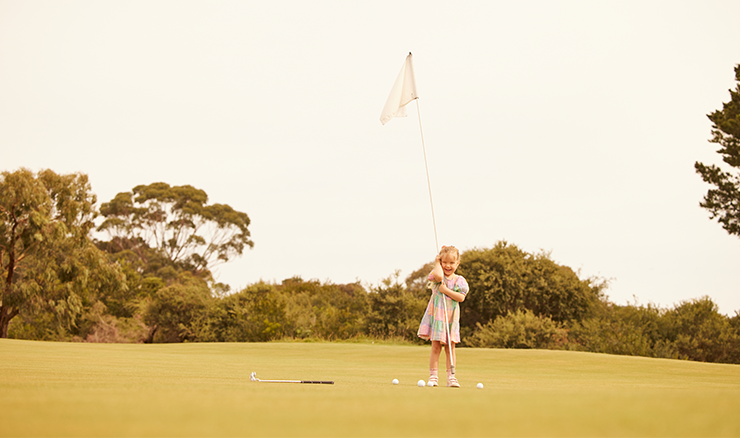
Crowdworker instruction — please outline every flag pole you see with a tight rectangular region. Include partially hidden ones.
[415,97,453,373]
[380,52,453,374]
[415,98,439,253]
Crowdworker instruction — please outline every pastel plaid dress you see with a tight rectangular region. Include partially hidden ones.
[417,273,469,344]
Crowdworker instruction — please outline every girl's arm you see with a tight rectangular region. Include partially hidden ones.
[439,282,466,302]
[430,255,444,282]
[430,255,465,301]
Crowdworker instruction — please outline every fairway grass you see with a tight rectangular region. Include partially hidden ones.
[2,339,740,437]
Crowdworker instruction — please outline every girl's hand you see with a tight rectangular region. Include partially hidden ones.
[439,281,466,303]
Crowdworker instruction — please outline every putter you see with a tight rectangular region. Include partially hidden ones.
[442,280,455,376]
[250,371,334,384]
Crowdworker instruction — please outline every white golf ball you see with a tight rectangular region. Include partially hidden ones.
[417,379,426,387]
[426,380,434,387]
[392,378,399,385]
[477,382,484,389]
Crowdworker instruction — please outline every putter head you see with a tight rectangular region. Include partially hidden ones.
[250,372,258,382]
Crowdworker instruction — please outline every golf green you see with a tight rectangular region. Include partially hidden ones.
[2,339,739,437]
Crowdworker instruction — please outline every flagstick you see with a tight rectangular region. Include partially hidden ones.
[415,98,454,373]
[415,99,439,253]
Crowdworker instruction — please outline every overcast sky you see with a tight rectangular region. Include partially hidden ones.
[2,0,739,315]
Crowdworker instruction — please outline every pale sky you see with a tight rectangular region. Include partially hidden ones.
[2,1,739,315]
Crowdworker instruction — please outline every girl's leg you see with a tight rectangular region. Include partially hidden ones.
[429,341,442,386]
[429,340,442,369]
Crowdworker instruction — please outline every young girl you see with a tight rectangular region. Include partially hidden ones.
[417,245,469,388]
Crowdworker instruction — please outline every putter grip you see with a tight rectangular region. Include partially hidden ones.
[301,380,334,384]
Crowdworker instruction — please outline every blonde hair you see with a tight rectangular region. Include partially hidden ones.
[439,245,460,262]
[427,245,461,290]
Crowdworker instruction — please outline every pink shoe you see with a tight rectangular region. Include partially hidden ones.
[427,375,438,387]
[447,375,460,388]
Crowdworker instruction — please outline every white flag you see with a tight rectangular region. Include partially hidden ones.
[379,53,418,125]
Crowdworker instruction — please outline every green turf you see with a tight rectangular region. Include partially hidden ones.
[2,338,739,437]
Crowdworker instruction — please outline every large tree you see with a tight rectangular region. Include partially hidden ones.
[0,169,125,338]
[456,242,604,331]
[695,64,740,237]
[97,182,253,275]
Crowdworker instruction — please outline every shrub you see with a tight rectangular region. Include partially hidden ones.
[143,272,214,342]
[279,278,369,340]
[661,297,740,363]
[466,309,568,349]
[366,273,426,341]
[77,301,149,343]
[566,300,681,358]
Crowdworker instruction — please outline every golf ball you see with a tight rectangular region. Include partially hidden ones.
[392,378,399,385]
[417,379,426,387]
[477,382,484,389]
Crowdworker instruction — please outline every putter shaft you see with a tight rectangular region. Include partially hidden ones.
[250,372,334,384]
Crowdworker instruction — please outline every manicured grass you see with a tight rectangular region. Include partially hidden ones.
[2,338,739,437]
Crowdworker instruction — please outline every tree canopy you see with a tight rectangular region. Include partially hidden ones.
[1,169,125,338]
[456,242,605,331]
[97,182,254,275]
[695,64,740,237]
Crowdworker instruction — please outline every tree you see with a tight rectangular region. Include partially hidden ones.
[695,64,740,237]
[1,169,125,338]
[661,297,740,364]
[143,272,214,343]
[278,277,370,340]
[97,182,253,275]
[366,272,426,341]
[205,282,288,343]
[456,242,604,332]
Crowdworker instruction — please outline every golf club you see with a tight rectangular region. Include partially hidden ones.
[442,279,455,376]
[250,371,334,384]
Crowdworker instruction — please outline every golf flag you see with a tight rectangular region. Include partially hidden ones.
[379,53,418,125]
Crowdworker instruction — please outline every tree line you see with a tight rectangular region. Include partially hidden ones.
[2,179,738,365]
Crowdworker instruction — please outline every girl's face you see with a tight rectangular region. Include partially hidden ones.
[440,253,460,277]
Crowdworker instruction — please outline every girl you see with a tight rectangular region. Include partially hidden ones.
[417,245,469,387]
